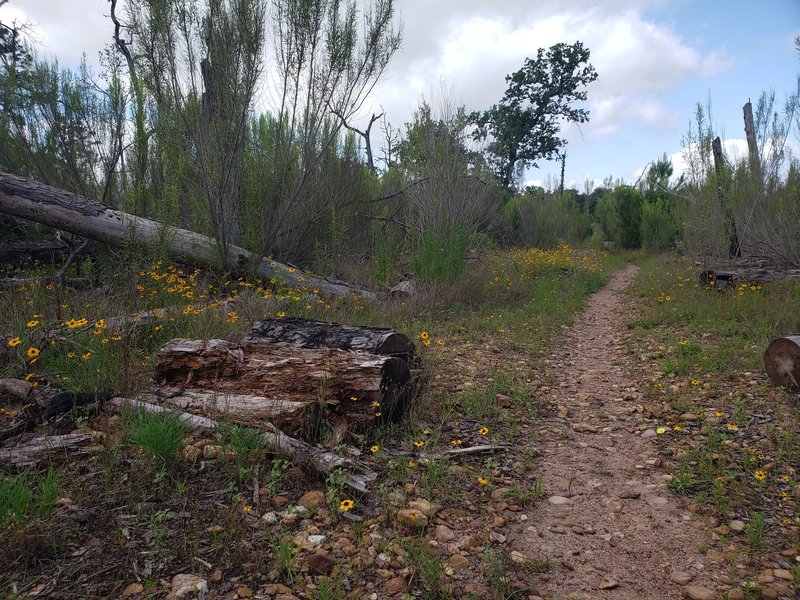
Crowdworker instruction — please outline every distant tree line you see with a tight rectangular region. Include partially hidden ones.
[1,1,798,284]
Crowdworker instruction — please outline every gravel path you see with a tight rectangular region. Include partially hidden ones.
[512,264,721,600]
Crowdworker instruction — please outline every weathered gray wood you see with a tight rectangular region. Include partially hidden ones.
[0,171,379,301]
[0,433,96,467]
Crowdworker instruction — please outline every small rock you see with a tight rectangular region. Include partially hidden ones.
[670,571,693,585]
[122,583,144,597]
[604,499,623,513]
[642,429,657,438]
[272,496,289,508]
[619,489,641,499]
[761,587,779,600]
[573,423,599,433]
[307,534,327,546]
[773,568,793,581]
[307,552,335,575]
[729,520,745,532]
[167,574,207,599]
[449,554,470,569]
[396,509,428,528]
[489,530,506,544]
[435,525,455,542]
[492,516,506,528]
[298,490,326,509]
[408,499,437,518]
[681,412,698,421]
[599,576,619,590]
[496,393,512,408]
[261,511,279,525]
[235,585,253,598]
[210,569,223,583]
[681,585,717,600]
[205,524,224,533]
[547,496,572,505]
[385,577,407,593]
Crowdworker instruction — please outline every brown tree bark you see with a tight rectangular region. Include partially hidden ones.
[152,338,412,435]
[0,171,380,301]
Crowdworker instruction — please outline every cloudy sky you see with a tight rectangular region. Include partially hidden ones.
[2,0,798,188]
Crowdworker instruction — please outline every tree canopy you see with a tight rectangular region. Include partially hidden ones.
[471,41,597,189]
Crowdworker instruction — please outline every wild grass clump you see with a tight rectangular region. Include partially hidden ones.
[0,467,60,528]
[128,410,186,465]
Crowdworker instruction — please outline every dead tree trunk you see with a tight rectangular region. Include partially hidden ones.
[743,100,761,183]
[712,136,741,258]
[0,171,380,301]
[152,338,412,435]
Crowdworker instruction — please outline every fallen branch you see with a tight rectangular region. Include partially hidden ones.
[0,433,97,467]
[106,397,377,493]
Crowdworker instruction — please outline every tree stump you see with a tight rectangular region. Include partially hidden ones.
[765,337,800,391]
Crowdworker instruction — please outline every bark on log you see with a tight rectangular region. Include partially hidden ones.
[152,338,412,434]
[764,336,800,391]
[246,317,418,365]
[106,397,377,493]
[0,238,70,266]
[0,171,380,301]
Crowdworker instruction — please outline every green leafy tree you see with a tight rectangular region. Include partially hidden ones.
[471,41,597,189]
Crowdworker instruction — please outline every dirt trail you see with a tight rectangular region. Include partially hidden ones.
[514,264,719,599]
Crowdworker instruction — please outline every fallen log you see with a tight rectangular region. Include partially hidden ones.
[152,338,412,434]
[0,433,97,467]
[0,391,112,443]
[0,238,70,266]
[0,170,380,301]
[0,276,95,290]
[764,336,800,391]
[106,397,377,493]
[246,317,417,366]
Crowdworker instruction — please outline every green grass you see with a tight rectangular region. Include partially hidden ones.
[0,468,60,529]
[128,409,187,465]
[627,254,800,555]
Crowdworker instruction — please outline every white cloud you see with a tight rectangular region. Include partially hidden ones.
[369,1,730,146]
[0,0,111,67]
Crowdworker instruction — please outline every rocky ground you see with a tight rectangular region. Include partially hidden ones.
[5,263,798,599]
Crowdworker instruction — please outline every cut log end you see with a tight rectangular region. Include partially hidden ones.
[764,336,800,391]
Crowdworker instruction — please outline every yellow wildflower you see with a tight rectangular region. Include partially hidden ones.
[7,337,21,347]
[339,499,354,512]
